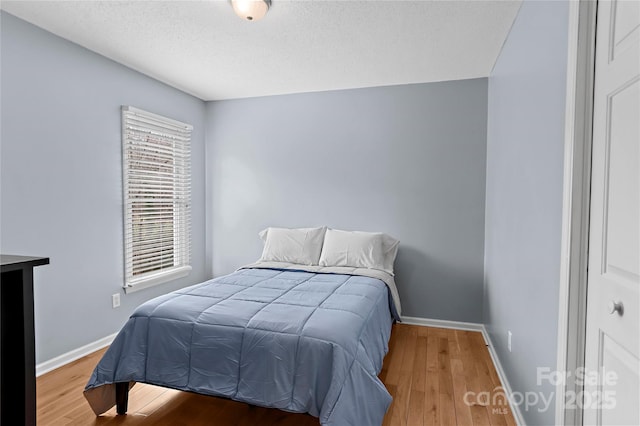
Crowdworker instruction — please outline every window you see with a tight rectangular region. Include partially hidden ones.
[121,106,192,292]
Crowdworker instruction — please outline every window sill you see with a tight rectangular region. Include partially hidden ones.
[124,265,192,294]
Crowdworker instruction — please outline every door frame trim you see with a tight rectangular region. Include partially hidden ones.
[555,1,597,424]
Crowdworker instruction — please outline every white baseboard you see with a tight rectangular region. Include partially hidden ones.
[400,315,484,332]
[481,326,527,426]
[36,333,117,377]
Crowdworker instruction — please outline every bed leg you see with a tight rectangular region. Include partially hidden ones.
[115,382,129,415]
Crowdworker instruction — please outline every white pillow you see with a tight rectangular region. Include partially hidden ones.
[259,227,326,265]
[319,229,399,275]
[379,233,400,275]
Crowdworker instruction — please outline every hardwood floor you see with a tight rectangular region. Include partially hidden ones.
[36,324,516,425]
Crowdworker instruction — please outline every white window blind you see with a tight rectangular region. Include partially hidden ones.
[122,106,192,292]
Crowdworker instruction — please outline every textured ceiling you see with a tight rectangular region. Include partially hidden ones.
[1,0,522,101]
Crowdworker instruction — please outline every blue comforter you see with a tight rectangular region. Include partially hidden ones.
[84,268,396,425]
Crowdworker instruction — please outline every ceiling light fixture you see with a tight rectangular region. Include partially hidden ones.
[231,0,270,21]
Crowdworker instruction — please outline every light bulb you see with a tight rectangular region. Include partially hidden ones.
[231,0,270,21]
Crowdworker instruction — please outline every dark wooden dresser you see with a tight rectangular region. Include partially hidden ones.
[1,255,49,426]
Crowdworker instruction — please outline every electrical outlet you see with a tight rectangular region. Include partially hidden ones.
[112,293,121,309]
[508,330,512,352]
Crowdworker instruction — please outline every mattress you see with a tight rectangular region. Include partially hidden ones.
[84,267,397,425]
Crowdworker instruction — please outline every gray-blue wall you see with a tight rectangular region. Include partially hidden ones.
[484,1,569,424]
[206,79,488,322]
[0,12,208,363]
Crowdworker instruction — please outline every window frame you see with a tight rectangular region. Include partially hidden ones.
[121,106,193,293]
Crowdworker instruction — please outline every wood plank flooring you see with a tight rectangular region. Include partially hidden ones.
[36,324,516,425]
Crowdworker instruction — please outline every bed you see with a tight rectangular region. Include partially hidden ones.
[84,228,402,425]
